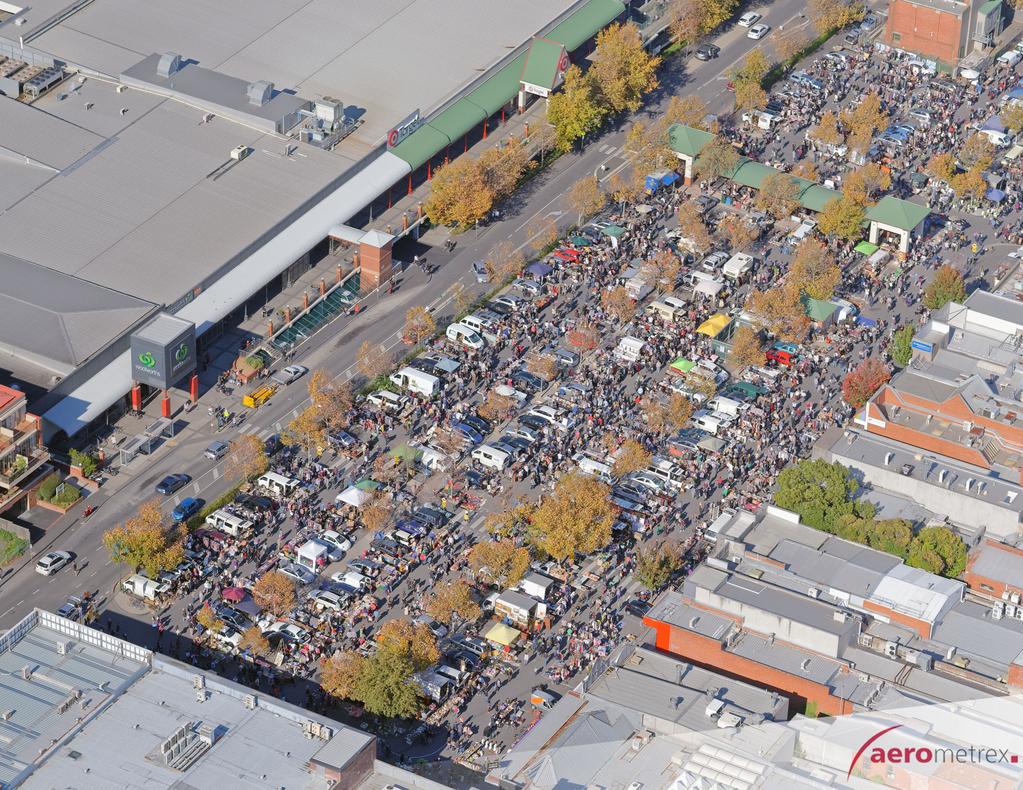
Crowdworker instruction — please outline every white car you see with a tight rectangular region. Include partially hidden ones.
[331,570,369,591]
[209,625,243,649]
[738,12,761,26]
[272,364,308,385]
[264,621,310,642]
[747,23,770,39]
[317,530,353,556]
[307,589,346,612]
[278,562,316,585]
[36,551,72,576]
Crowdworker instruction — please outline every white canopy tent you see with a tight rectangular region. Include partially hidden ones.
[694,279,724,298]
[336,487,373,508]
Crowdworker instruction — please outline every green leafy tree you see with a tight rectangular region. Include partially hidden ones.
[907,526,967,578]
[923,265,966,310]
[890,325,915,367]
[774,459,874,533]
[635,543,685,591]
[867,519,914,557]
[69,449,99,477]
[354,653,421,719]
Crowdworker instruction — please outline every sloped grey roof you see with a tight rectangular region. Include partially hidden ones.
[0,252,154,373]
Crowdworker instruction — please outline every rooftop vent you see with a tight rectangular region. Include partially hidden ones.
[900,463,914,476]
[247,80,273,106]
[884,452,894,466]
[19,665,31,681]
[156,53,181,78]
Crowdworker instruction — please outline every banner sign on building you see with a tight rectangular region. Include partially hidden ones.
[387,110,423,147]
[130,313,197,389]
[910,339,933,353]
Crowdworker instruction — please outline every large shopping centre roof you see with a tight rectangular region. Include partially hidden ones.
[0,0,622,436]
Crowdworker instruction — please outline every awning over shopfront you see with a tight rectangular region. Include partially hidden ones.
[694,279,724,297]
[546,0,625,51]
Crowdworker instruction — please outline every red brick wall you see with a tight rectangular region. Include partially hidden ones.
[862,599,933,639]
[965,540,1023,599]
[865,417,990,469]
[1008,662,1023,689]
[643,619,852,716]
[885,0,964,64]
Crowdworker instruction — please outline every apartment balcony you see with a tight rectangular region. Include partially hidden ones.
[0,416,39,460]
[0,447,49,490]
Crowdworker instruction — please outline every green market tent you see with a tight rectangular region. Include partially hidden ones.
[670,358,696,374]
[855,241,879,255]
[602,224,625,238]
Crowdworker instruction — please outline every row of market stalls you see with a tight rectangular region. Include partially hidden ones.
[666,124,932,255]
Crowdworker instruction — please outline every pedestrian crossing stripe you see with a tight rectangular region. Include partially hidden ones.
[258,429,272,440]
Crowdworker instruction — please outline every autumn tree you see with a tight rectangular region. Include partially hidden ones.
[239,626,271,657]
[695,136,740,181]
[748,283,810,342]
[734,79,768,112]
[567,176,607,225]
[729,325,765,368]
[809,0,865,33]
[320,651,365,700]
[478,390,517,423]
[842,357,891,408]
[663,94,708,128]
[424,156,493,229]
[845,163,891,206]
[482,504,535,539]
[468,539,531,588]
[403,305,436,345]
[1004,103,1023,134]
[642,249,681,293]
[479,137,530,200]
[483,239,526,284]
[635,542,685,590]
[353,652,420,719]
[357,340,393,383]
[730,48,770,110]
[590,22,659,114]
[601,286,635,324]
[717,214,758,251]
[926,152,956,183]
[842,93,887,154]
[252,570,296,617]
[529,122,559,167]
[425,580,482,627]
[613,438,652,476]
[377,618,439,671]
[642,398,672,436]
[666,393,694,431]
[196,603,224,635]
[791,160,818,181]
[608,169,646,210]
[789,239,841,301]
[625,120,675,178]
[103,498,184,578]
[811,110,843,146]
[774,28,809,64]
[924,265,966,309]
[677,205,713,252]
[949,168,987,202]
[527,353,559,383]
[308,369,351,431]
[361,494,392,533]
[958,132,995,171]
[667,0,703,44]
[530,216,560,254]
[547,65,607,151]
[754,171,801,221]
[530,473,615,562]
[817,196,866,241]
[282,405,326,457]
[225,434,268,481]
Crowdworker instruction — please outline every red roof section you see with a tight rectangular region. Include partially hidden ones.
[0,385,25,414]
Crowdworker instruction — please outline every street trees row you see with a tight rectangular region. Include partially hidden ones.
[282,369,354,457]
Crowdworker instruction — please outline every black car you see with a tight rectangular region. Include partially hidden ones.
[625,599,652,618]
[235,492,273,510]
[518,413,549,432]
[155,473,191,495]
[510,370,544,394]
[487,300,512,317]
[461,414,492,436]
[499,435,532,453]
[413,504,450,528]
[694,43,719,60]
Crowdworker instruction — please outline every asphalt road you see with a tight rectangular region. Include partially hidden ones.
[0,0,839,629]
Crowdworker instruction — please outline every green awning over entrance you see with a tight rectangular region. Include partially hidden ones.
[547,0,625,51]
[668,123,714,158]
[427,99,488,143]
[865,196,930,231]
[390,124,451,169]
[521,38,565,91]
[465,51,528,115]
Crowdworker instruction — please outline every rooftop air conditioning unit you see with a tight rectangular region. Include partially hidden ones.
[1014,607,1023,621]
[885,641,899,658]
[1011,592,1020,604]
[230,145,249,161]
[807,588,820,599]
[1006,604,1018,618]
[993,601,1005,620]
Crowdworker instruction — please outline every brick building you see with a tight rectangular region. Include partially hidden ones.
[884,0,1004,66]
[0,384,49,516]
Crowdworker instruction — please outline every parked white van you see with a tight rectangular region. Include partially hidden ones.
[722,253,754,280]
[390,366,441,398]
[471,444,511,471]
[256,472,300,496]
[646,300,682,323]
[707,396,743,418]
[446,322,486,350]
[205,508,254,537]
[420,445,454,472]
[614,337,645,363]
[461,313,500,343]
[367,389,409,413]
[646,456,687,491]
[979,128,1014,147]
[574,451,614,482]
[693,410,722,436]
[624,276,653,302]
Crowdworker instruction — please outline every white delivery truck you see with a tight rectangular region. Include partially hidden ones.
[122,574,171,601]
[389,366,441,398]
[614,337,646,363]
[722,253,754,280]
[624,276,653,302]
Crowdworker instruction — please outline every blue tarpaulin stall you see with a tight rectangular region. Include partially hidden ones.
[644,170,679,191]
[525,262,553,279]
[856,315,878,327]
[986,188,1006,203]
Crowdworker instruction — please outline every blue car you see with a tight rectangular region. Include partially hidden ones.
[172,497,201,522]
[451,422,483,445]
